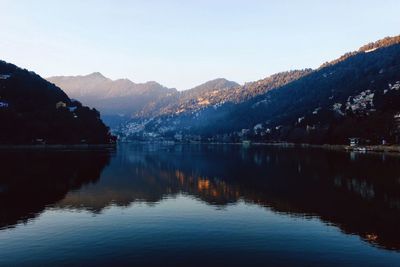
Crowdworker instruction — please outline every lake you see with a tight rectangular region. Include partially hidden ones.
[1,144,400,266]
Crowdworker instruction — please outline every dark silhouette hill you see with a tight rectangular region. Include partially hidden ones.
[0,60,114,144]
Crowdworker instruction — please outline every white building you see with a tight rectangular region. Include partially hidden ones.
[0,101,9,108]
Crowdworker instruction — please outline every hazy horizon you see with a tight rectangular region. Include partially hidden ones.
[2,0,400,90]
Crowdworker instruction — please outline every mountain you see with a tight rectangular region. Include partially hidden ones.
[47,72,177,116]
[46,74,243,128]
[118,35,400,145]
[46,75,243,117]
[137,78,241,117]
[140,73,313,118]
[47,70,311,127]
[0,60,114,144]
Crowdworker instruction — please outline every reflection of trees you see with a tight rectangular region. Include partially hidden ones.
[60,145,400,251]
[0,149,112,229]
[3,145,400,251]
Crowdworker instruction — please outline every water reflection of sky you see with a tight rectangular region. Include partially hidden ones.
[2,195,400,266]
[1,144,400,266]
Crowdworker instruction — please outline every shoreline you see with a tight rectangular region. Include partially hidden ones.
[1,141,399,154]
[118,141,400,154]
[0,144,116,150]
[239,142,400,154]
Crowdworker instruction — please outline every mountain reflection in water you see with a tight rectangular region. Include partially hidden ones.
[0,149,112,228]
[1,144,400,260]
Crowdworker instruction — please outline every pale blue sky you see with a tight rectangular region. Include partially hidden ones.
[1,0,400,90]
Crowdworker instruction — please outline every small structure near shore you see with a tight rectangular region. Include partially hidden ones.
[0,101,9,108]
[349,138,360,147]
[242,140,251,147]
[394,113,400,143]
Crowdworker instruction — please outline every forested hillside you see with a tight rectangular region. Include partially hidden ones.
[48,70,311,120]
[118,35,400,145]
[0,61,114,144]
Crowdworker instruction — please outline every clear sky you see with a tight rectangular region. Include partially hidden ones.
[1,0,400,90]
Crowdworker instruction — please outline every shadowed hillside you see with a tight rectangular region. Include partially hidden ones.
[0,61,114,144]
[118,35,400,145]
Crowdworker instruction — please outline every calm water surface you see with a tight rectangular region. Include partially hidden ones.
[1,144,400,266]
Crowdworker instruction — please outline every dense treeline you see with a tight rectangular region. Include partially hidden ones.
[222,42,400,144]
[359,35,400,52]
[320,35,400,68]
[120,35,400,145]
[152,71,313,117]
[0,60,114,144]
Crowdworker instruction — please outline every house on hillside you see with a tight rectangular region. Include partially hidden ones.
[68,105,78,118]
[0,74,11,80]
[56,101,67,109]
[33,138,46,145]
[394,113,400,143]
[0,101,9,108]
[349,138,360,147]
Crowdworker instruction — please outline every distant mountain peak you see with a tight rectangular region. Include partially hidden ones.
[145,81,163,86]
[86,72,107,79]
[188,78,239,93]
[46,73,177,116]
[199,78,238,86]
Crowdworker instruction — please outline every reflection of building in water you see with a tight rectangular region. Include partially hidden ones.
[198,179,210,190]
[46,145,400,251]
[366,233,379,242]
[297,163,302,174]
[176,170,185,185]
[0,101,9,108]
[159,154,400,250]
[253,153,263,166]
[394,113,400,143]
[350,152,356,161]
[173,169,241,203]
